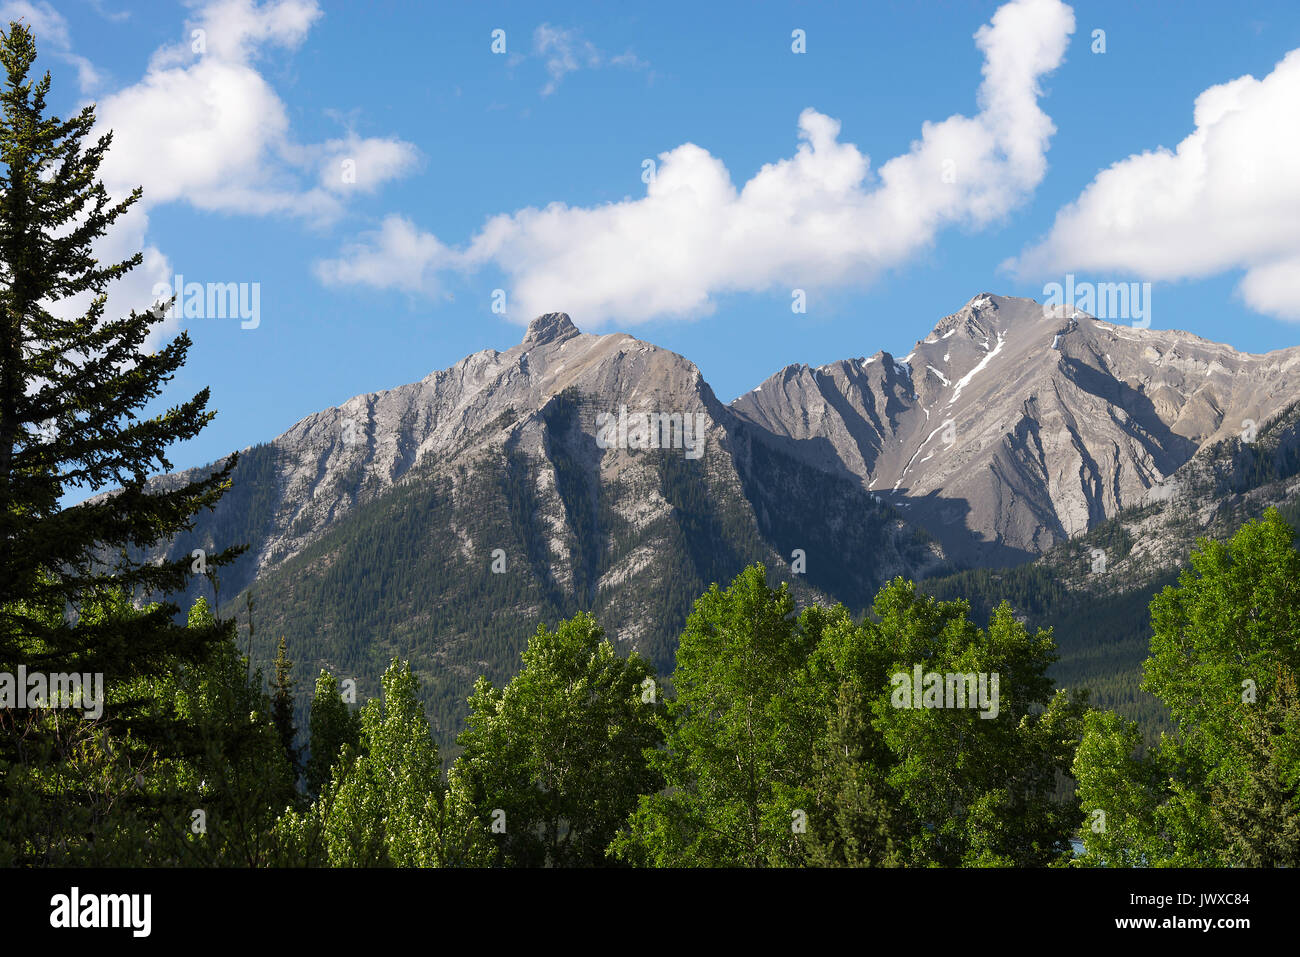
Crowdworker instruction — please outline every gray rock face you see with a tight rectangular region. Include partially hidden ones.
[139,311,943,642]
[731,293,1300,565]
[239,314,731,582]
[107,295,1300,740]
[522,312,581,348]
[130,293,1300,624]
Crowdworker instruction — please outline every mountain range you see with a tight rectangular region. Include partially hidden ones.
[123,293,1300,745]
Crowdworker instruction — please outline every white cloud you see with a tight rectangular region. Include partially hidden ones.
[97,0,418,221]
[2,0,102,91]
[311,134,421,194]
[318,0,1075,324]
[535,24,600,96]
[315,215,455,294]
[97,57,304,214]
[533,23,648,96]
[1008,47,1300,320]
[39,0,419,345]
[148,0,320,69]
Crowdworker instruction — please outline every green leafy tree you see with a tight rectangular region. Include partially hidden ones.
[1071,709,1167,867]
[1074,509,1300,866]
[304,669,360,799]
[279,660,489,867]
[78,595,293,867]
[617,566,1084,867]
[614,565,834,867]
[2,593,294,866]
[452,611,662,866]
[130,597,295,866]
[0,586,158,864]
[862,583,1086,866]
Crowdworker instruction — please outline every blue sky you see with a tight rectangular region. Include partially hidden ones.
[20,0,1300,480]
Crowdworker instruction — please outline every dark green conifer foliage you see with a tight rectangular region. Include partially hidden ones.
[270,635,299,780]
[0,21,241,682]
[0,23,245,857]
[804,681,901,867]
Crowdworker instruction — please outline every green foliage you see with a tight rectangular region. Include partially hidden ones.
[0,20,240,679]
[615,565,834,867]
[803,680,902,867]
[1074,509,1300,866]
[1,593,293,865]
[7,516,1296,868]
[1070,710,1165,866]
[452,612,662,866]
[1211,676,1300,866]
[270,635,299,781]
[922,559,1173,744]
[276,660,489,867]
[147,598,296,866]
[829,581,1086,866]
[617,566,1085,867]
[0,591,162,864]
[0,21,249,862]
[304,670,360,799]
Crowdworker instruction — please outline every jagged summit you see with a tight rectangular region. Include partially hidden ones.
[125,291,1300,612]
[110,289,1300,755]
[732,291,1300,564]
[522,312,580,348]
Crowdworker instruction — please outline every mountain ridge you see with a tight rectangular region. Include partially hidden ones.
[133,293,1300,590]
[732,293,1300,563]
[106,292,1300,745]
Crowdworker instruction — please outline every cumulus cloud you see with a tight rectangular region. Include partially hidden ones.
[147,0,319,69]
[41,0,418,345]
[318,0,1075,324]
[314,215,455,294]
[1008,47,1300,320]
[97,0,417,220]
[310,134,421,194]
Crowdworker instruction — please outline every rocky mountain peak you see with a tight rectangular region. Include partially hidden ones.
[730,291,1300,564]
[131,291,1300,618]
[523,312,580,348]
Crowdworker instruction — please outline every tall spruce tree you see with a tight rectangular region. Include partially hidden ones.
[0,22,240,682]
[270,635,299,780]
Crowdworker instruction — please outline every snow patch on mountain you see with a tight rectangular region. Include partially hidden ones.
[949,332,1005,406]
